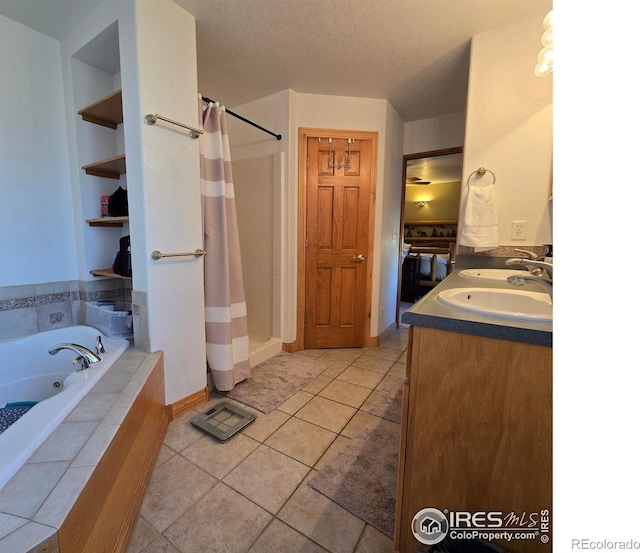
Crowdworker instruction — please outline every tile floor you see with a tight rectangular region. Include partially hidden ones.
[125,326,409,553]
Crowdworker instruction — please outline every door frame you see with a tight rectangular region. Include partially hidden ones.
[295,127,378,351]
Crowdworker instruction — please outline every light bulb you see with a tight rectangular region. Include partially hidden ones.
[543,10,553,30]
[534,60,552,77]
[541,29,553,48]
[537,46,554,64]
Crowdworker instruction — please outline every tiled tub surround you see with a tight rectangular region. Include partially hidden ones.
[0,279,149,351]
[0,348,167,553]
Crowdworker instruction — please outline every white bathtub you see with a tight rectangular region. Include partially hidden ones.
[0,325,129,489]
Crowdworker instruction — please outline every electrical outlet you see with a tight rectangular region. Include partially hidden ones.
[511,221,527,240]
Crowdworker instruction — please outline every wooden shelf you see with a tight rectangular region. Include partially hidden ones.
[404,219,457,226]
[90,268,131,280]
[405,236,456,243]
[78,90,123,129]
[82,154,126,179]
[85,216,128,227]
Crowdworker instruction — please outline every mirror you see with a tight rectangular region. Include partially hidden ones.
[396,147,463,323]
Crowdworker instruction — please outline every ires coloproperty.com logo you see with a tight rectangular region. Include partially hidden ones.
[411,508,551,546]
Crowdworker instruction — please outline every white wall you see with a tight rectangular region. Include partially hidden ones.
[0,16,77,286]
[130,0,205,404]
[56,0,206,405]
[293,92,404,338]
[461,13,553,247]
[403,111,466,155]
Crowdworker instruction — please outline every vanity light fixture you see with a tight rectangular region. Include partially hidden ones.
[415,200,429,208]
[535,9,553,77]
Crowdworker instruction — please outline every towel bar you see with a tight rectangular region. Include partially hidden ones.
[150,249,206,260]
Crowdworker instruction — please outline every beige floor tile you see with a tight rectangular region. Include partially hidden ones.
[318,379,372,409]
[340,410,384,439]
[224,445,310,513]
[265,417,337,467]
[387,362,406,378]
[140,535,181,553]
[314,435,350,471]
[303,374,333,394]
[181,432,260,479]
[162,409,204,453]
[140,454,217,532]
[279,475,365,553]
[154,444,176,467]
[350,355,395,374]
[321,362,349,379]
[362,346,403,362]
[278,389,314,415]
[241,409,290,442]
[336,366,385,389]
[125,517,158,553]
[318,348,365,365]
[354,525,396,552]
[295,396,357,434]
[296,348,329,359]
[164,483,272,553]
[249,518,329,553]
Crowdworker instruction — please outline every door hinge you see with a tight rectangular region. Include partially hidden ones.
[306,157,309,168]
[304,313,307,324]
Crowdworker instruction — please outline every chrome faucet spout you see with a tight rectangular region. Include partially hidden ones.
[507,275,553,300]
[505,258,553,280]
[48,343,102,364]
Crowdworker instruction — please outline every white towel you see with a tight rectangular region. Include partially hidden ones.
[459,185,499,250]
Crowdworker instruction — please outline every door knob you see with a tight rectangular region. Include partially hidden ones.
[353,254,365,263]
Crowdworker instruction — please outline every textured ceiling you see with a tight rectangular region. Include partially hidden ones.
[1,0,552,122]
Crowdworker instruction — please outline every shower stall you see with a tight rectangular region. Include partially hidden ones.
[232,152,283,367]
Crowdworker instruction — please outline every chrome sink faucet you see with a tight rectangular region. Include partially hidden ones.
[505,256,553,280]
[48,343,102,371]
[507,275,553,300]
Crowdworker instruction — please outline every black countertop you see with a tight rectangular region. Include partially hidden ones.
[401,257,552,347]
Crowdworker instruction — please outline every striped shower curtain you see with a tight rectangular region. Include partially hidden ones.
[200,98,251,391]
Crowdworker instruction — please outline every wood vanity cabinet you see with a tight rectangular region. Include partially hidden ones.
[395,326,552,553]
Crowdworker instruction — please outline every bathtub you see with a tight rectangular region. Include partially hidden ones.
[0,325,129,489]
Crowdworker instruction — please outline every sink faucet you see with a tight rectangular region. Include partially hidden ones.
[507,275,553,300]
[505,258,553,280]
[48,343,101,371]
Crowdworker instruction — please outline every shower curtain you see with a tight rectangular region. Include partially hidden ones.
[200,98,251,391]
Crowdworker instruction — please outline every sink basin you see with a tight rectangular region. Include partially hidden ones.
[437,287,552,322]
[459,268,529,281]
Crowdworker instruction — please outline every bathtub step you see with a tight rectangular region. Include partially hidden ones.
[0,404,36,434]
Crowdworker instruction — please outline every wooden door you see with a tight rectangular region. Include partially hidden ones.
[303,134,374,348]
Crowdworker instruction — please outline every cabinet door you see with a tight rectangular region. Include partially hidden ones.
[396,327,552,553]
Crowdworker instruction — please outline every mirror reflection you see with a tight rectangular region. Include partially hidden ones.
[397,148,463,318]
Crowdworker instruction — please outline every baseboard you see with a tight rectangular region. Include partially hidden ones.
[282,341,299,353]
[167,386,209,420]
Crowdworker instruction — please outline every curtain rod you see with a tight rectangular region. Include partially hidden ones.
[202,96,282,141]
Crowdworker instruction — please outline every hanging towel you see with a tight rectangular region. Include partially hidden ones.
[458,185,499,250]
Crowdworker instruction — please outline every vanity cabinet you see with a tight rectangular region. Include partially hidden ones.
[395,326,552,553]
[78,89,130,279]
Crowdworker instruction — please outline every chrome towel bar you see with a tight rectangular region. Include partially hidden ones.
[144,113,203,139]
[150,249,206,260]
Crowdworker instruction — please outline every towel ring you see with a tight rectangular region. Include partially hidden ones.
[466,167,496,187]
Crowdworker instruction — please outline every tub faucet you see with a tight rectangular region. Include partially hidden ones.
[48,343,101,370]
[507,275,553,300]
[95,335,106,355]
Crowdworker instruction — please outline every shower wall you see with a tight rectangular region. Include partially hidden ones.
[233,153,282,347]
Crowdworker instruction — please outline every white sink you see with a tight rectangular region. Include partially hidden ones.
[459,268,529,281]
[437,287,552,322]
